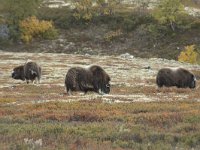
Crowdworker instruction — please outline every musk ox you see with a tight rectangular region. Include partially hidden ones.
[12,61,41,84]
[156,68,196,89]
[65,65,111,95]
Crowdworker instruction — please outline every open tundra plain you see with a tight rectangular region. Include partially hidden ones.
[0,51,200,149]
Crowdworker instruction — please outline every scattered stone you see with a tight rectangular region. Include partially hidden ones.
[120,53,134,59]
[57,38,66,43]
[48,45,53,49]
[144,66,151,70]
[78,47,99,55]
[59,44,64,47]
[185,7,200,17]
[64,42,75,50]
[85,53,91,56]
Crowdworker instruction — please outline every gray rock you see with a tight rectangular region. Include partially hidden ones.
[0,24,9,40]
[80,47,99,55]
[85,53,91,56]
[120,53,134,59]
[57,38,65,43]
[64,42,76,50]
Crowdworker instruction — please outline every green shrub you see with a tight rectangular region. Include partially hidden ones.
[122,9,154,31]
[41,27,58,40]
[190,19,200,29]
[73,0,94,22]
[8,25,21,41]
[153,0,187,31]
[72,0,119,24]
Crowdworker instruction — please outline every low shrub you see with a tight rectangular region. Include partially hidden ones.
[19,16,58,43]
[104,29,122,42]
[190,19,200,29]
[178,45,199,64]
[73,0,94,22]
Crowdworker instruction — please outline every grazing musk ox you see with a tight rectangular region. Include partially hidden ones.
[65,65,111,95]
[12,61,41,84]
[156,68,196,88]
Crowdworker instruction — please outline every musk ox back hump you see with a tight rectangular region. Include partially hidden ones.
[65,65,110,95]
[156,68,196,88]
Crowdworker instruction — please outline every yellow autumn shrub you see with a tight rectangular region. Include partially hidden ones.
[19,16,57,43]
[178,45,199,64]
[104,29,122,42]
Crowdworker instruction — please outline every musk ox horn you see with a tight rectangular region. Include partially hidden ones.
[65,65,111,95]
[12,61,41,84]
[156,68,196,89]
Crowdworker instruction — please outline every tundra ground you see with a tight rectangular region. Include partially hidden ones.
[0,52,200,149]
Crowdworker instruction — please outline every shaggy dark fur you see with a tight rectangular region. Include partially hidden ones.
[12,61,41,84]
[11,65,25,81]
[65,65,111,95]
[156,68,196,88]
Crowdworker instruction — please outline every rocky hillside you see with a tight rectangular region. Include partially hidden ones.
[0,51,200,106]
[1,0,200,60]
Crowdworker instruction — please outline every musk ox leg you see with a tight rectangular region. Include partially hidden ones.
[37,78,41,84]
[67,90,72,95]
[35,77,40,84]
[66,87,72,95]
[26,80,30,84]
[31,80,35,84]
[98,89,105,95]
[84,90,88,95]
[157,84,163,88]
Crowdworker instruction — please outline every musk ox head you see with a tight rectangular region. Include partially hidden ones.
[12,65,25,81]
[65,65,111,95]
[12,61,41,84]
[156,68,196,89]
